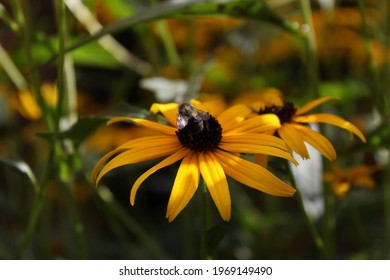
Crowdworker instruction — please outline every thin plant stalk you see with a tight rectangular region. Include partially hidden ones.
[200,178,209,260]
[286,162,330,259]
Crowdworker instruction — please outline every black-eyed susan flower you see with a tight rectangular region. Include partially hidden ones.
[92,100,297,222]
[324,163,379,198]
[254,96,366,161]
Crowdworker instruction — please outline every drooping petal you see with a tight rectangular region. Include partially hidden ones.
[108,117,177,135]
[295,97,338,116]
[294,124,337,161]
[294,113,366,142]
[131,148,190,205]
[214,150,296,197]
[216,105,252,129]
[226,114,281,134]
[150,103,178,127]
[199,152,231,221]
[222,133,288,149]
[218,142,297,165]
[166,152,200,222]
[278,124,310,160]
[95,140,181,185]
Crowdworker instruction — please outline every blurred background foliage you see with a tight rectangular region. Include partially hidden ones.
[0,0,389,259]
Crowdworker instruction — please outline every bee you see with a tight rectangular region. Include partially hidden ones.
[177,103,210,134]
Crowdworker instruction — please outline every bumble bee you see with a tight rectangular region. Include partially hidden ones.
[176,103,210,134]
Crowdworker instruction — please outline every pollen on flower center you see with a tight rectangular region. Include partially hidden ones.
[175,104,222,152]
[258,102,297,124]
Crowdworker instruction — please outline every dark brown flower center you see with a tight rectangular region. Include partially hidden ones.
[258,102,297,124]
[175,104,222,152]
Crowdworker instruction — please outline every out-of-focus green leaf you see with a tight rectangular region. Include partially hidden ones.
[71,41,123,68]
[0,157,38,193]
[57,0,299,58]
[319,80,371,102]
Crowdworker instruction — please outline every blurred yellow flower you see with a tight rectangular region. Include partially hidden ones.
[12,83,58,120]
[324,164,378,198]
[92,100,297,222]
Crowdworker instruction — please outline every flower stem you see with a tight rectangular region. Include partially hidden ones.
[199,178,209,260]
[286,163,330,259]
[298,0,319,99]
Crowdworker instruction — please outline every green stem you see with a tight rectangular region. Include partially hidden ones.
[323,180,335,257]
[95,187,171,259]
[298,0,319,99]
[155,20,181,69]
[0,43,28,90]
[12,0,53,130]
[286,163,330,259]
[200,178,208,260]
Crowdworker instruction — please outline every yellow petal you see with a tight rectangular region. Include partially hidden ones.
[294,113,366,142]
[150,103,178,127]
[166,152,199,222]
[254,154,268,168]
[131,148,190,205]
[216,105,252,129]
[294,124,337,161]
[278,124,310,159]
[199,152,231,221]
[108,117,177,135]
[92,135,179,184]
[226,114,281,133]
[218,142,297,165]
[295,97,338,116]
[214,150,296,197]
[222,133,288,149]
[95,141,181,185]
[332,182,350,198]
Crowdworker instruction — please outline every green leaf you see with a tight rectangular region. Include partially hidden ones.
[48,0,299,62]
[0,157,38,193]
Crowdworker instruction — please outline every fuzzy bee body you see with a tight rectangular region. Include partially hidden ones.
[177,103,210,134]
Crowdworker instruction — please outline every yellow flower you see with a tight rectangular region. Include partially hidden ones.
[324,164,378,198]
[254,97,366,161]
[92,101,297,222]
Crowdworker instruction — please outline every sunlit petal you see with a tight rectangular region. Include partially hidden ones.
[131,148,190,205]
[226,114,281,133]
[222,133,288,149]
[278,124,309,159]
[214,150,296,197]
[294,124,336,161]
[108,117,177,135]
[294,113,366,142]
[219,142,297,165]
[95,141,181,185]
[295,97,338,116]
[166,152,200,222]
[199,152,231,221]
[150,103,178,127]
[216,105,252,129]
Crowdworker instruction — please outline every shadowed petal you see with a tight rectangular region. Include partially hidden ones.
[150,103,178,127]
[278,124,310,159]
[108,117,177,135]
[294,124,337,161]
[295,97,338,116]
[131,148,190,205]
[214,150,296,197]
[199,152,231,221]
[294,113,366,142]
[166,152,200,222]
